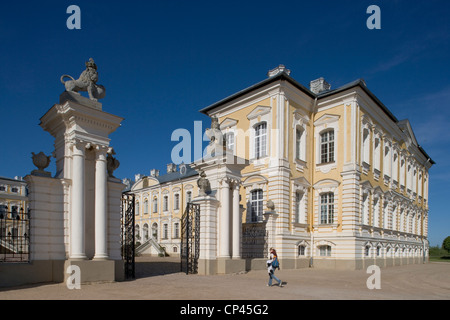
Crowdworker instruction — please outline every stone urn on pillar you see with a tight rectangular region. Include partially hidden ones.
[31,152,52,177]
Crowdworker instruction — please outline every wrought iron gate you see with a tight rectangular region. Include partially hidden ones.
[121,193,135,280]
[0,208,30,263]
[180,203,200,274]
[242,222,268,259]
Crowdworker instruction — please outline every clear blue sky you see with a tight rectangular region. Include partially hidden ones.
[0,0,448,246]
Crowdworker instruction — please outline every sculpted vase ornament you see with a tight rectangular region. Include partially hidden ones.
[31,152,52,177]
[197,171,210,196]
[107,153,120,178]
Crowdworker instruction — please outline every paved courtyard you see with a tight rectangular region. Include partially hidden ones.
[0,256,449,300]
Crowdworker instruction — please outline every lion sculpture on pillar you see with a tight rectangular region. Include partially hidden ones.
[60,58,106,101]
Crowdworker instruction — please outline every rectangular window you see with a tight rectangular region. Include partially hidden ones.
[320,130,334,163]
[255,123,267,159]
[298,245,305,256]
[296,129,302,160]
[250,189,263,222]
[319,245,331,256]
[224,132,235,154]
[320,193,334,224]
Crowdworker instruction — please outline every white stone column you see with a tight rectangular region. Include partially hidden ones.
[94,145,109,260]
[232,180,241,259]
[70,140,87,259]
[219,178,230,258]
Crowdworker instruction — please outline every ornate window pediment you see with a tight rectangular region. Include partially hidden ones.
[246,105,271,120]
[219,118,238,130]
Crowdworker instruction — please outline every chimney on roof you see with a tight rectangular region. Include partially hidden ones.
[167,163,177,173]
[150,169,160,177]
[310,77,331,94]
[267,64,291,77]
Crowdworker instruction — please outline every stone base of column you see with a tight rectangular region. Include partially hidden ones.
[64,259,118,284]
[217,257,246,275]
[197,259,217,276]
[93,254,109,261]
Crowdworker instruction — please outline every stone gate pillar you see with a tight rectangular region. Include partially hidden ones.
[191,142,249,274]
[35,60,124,283]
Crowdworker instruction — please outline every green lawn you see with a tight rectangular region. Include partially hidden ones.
[429,255,450,262]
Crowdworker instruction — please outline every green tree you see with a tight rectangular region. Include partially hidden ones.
[443,236,450,254]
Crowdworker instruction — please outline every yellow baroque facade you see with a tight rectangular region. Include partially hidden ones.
[0,176,28,217]
[130,65,434,270]
[127,164,199,256]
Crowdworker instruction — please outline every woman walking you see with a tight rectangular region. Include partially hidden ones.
[267,248,282,287]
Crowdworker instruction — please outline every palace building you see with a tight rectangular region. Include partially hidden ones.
[0,176,29,262]
[129,65,434,270]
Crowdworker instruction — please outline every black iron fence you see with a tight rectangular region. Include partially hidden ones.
[0,209,30,263]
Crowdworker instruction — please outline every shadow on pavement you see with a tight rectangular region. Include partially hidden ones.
[135,256,182,278]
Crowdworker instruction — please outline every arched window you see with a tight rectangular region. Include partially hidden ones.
[174,194,180,210]
[135,202,140,215]
[320,130,334,163]
[135,225,140,241]
[250,189,263,222]
[186,191,192,204]
[143,199,148,214]
[365,245,371,257]
[163,224,169,239]
[174,222,180,239]
[163,195,168,211]
[254,122,267,159]
[143,223,149,241]
[152,223,158,239]
[153,197,158,213]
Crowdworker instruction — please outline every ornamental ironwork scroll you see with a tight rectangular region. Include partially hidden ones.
[121,193,135,280]
[180,202,200,275]
[0,208,30,263]
[241,222,268,259]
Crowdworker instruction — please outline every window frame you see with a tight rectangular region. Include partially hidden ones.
[254,122,267,159]
[250,189,264,222]
[320,192,334,224]
[319,245,331,257]
[320,130,335,164]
